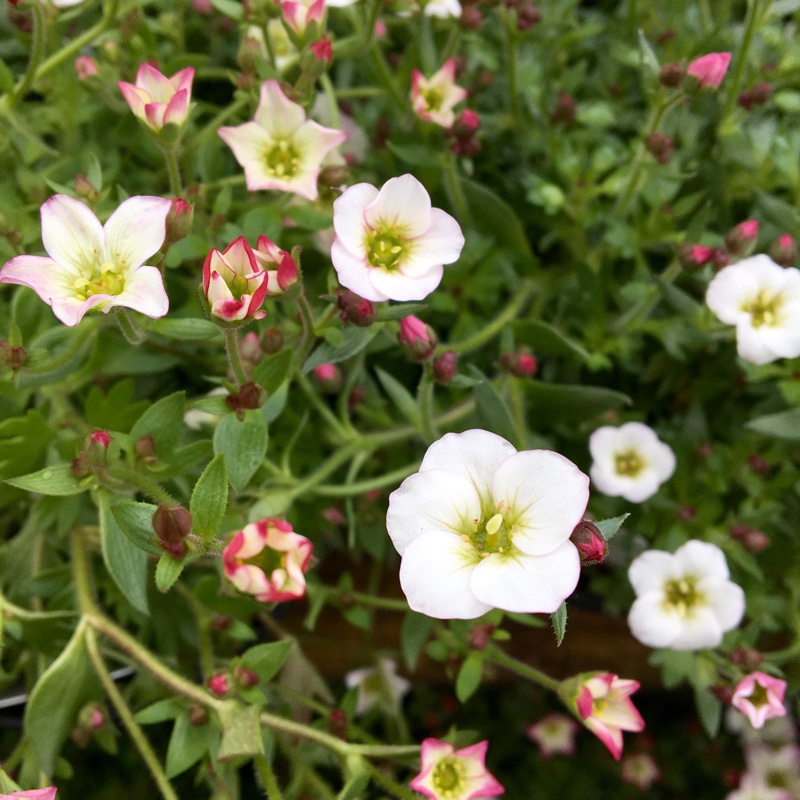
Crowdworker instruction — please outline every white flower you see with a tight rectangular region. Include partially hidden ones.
[628,540,745,651]
[421,0,461,17]
[589,422,676,503]
[0,194,171,327]
[344,658,411,715]
[332,174,464,302]
[387,429,589,619]
[706,254,800,365]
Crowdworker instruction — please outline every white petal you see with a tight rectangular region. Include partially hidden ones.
[628,550,679,596]
[113,266,169,319]
[368,264,443,301]
[590,462,633,498]
[736,320,777,365]
[627,594,684,648]
[704,580,745,633]
[757,305,800,358]
[0,254,74,294]
[364,175,432,238]
[399,531,489,619]
[669,607,723,650]
[674,540,730,582]
[41,194,104,273]
[469,543,580,614]
[330,239,389,301]
[588,426,620,462]
[104,196,171,271]
[419,429,517,501]
[218,122,274,188]
[493,450,589,556]
[333,183,378,254]
[255,79,305,138]
[402,207,464,273]
[387,468,481,555]
[294,121,347,169]
[617,470,663,503]
[706,265,759,325]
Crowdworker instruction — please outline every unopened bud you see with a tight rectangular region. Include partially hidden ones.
[210,614,232,631]
[90,430,111,449]
[658,62,685,88]
[238,332,262,371]
[313,363,343,393]
[135,433,157,463]
[678,505,696,522]
[152,504,192,558]
[336,289,375,327]
[260,327,284,354]
[677,243,713,271]
[318,164,350,188]
[711,684,735,705]
[466,622,495,650]
[769,234,797,267]
[516,0,540,30]
[235,666,260,689]
[329,708,348,739]
[645,132,674,164]
[226,381,267,415]
[710,247,732,270]
[747,453,769,475]
[309,37,332,63]
[348,386,366,410]
[550,92,576,126]
[450,109,480,140]
[730,648,763,669]
[730,524,769,553]
[75,55,99,80]
[207,673,230,696]
[238,25,268,73]
[460,6,483,28]
[570,520,607,566]
[398,315,438,361]
[165,198,193,244]
[74,173,99,202]
[500,350,537,378]
[189,704,209,726]
[433,350,458,383]
[0,341,27,371]
[724,220,759,257]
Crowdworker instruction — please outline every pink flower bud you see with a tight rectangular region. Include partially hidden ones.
[336,288,375,327]
[570,520,607,566]
[710,247,732,270]
[724,220,759,256]
[329,708,348,739]
[226,381,267,415]
[732,672,787,729]
[90,430,111,449]
[309,37,332,63]
[152,504,192,558]
[261,327,284,354]
[0,341,27,371]
[398,315,438,361]
[730,648,763,669]
[208,673,230,696]
[466,622,495,650]
[645,132,674,164]
[686,52,731,89]
[238,331,262,369]
[313,363,343,393]
[658,62,685,88]
[75,55,99,80]
[235,666,260,689]
[135,433,157,463]
[165,198,193,244]
[677,243,713,271]
[433,350,458,383]
[74,173,99,203]
[550,92,576,125]
[769,233,797,267]
[89,708,105,729]
[730,523,769,553]
[500,350,537,378]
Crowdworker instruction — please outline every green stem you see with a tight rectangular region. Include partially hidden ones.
[86,628,179,800]
[296,373,352,442]
[442,152,471,225]
[114,308,146,345]
[10,0,47,106]
[447,280,536,355]
[614,260,681,331]
[369,44,407,112]
[698,0,714,32]
[254,754,284,800]
[417,369,437,443]
[320,73,341,129]
[484,644,560,691]
[224,328,249,387]
[191,96,249,145]
[312,462,419,497]
[294,292,319,371]
[364,763,419,800]
[505,18,520,124]
[721,0,768,121]
[346,590,409,613]
[102,464,175,505]
[161,147,184,197]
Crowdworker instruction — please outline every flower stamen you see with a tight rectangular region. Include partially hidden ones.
[431,756,466,797]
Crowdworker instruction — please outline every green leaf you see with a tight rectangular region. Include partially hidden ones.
[375,367,421,427]
[155,554,186,593]
[285,204,333,231]
[594,514,629,542]
[240,641,292,683]
[523,381,632,422]
[98,491,149,615]
[129,391,186,457]
[512,320,593,364]
[213,410,268,492]
[217,702,264,761]
[401,612,434,671]
[303,326,378,374]
[637,29,660,73]
[251,349,293,395]
[469,367,517,444]
[694,687,722,738]
[551,601,567,646]
[0,58,15,94]
[133,698,183,724]
[24,621,99,775]
[210,0,243,17]
[111,500,162,556]
[165,711,214,778]
[461,178,533,256]
[455,651,483,703]
[746,408,800,440]
[375,303,428,321]
[5,463,90,496]
[756,191,800,238]
[190,455,228,540]
[149,318,223,342]
[386,141,441,166]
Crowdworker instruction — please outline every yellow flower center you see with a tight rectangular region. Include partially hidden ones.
[663,576,704,616]
[364,228,410,271]
[745,289,782,328]
[264,139,300,178]
[71,260,125,299]
[422,87,443,112]
[462,503,518,560]
[432,756,466,797]
[615,449,644,477]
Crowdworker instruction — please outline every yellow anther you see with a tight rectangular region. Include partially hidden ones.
[485,513,503,536]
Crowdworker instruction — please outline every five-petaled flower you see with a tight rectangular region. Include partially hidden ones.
[525,713,580,758]
[411,59,468,128]
[386,429,589,619]
[331,174,464,302]
[281,0,325,36]
[686,52,732,89]
[732,672,788,730]
[566,673,645,760]
[118,63,194,132]
[706,254,800,365]
[410,738,505,799]
[0,194,171,327]
[589,422,676,503]
[627,539,745,651]
[218,80,346,201]
[222,519,313,602]
[344,658,412,716]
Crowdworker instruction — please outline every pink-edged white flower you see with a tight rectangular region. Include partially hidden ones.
[525,713,579,758]
[706,254,800,365]
[410,739,505,799]
[0,194,170,327]
[332,174,464,302]
[589,422,676,503]
[621,753,660,790]
[0,790,58,800]
[218,80,346,201]
[253,235,299,295]
[686,52,732,89]
[387,429,589,619]
[203,237,269,322]
[118,63,194,132]
[344,657,412,716]
[281,0,325,36]
[732,673,788,730]
[726,776,794,800]
[566,673,645,760]
[745,744,800,798]
[628,540,745,651]
[222,519,313,603]
[411,59,468,127]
